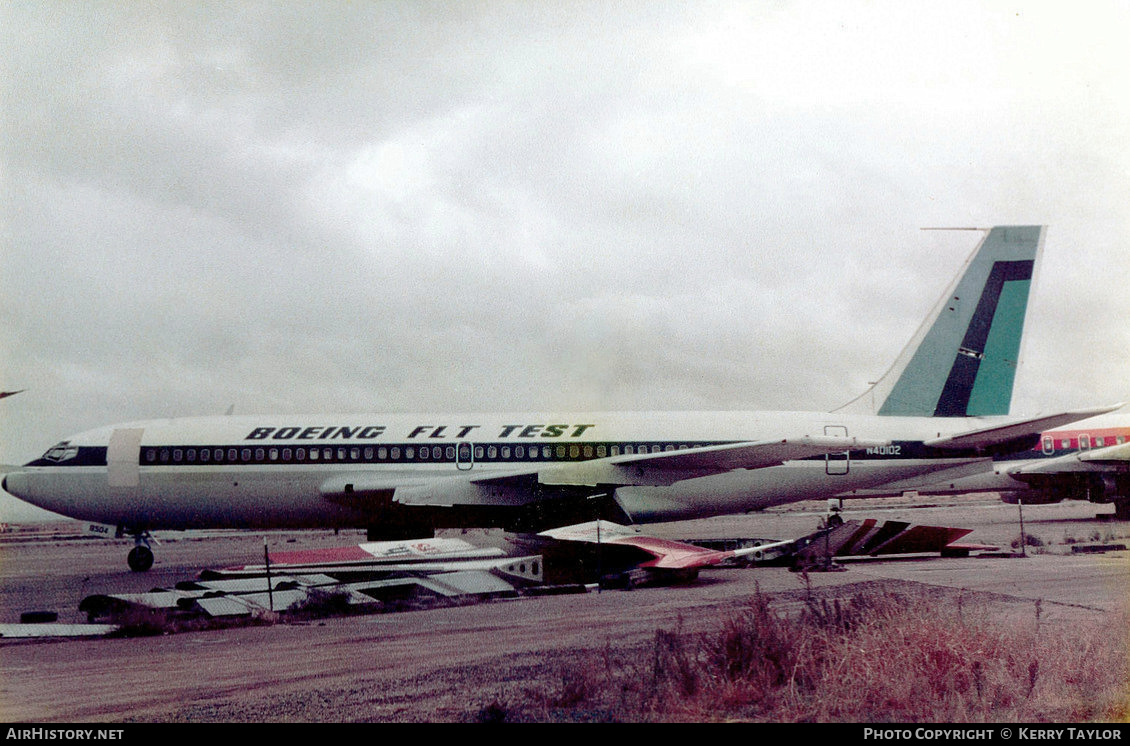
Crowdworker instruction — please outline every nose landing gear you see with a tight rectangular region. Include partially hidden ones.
[127,544,154,572]
[120,529,155,572]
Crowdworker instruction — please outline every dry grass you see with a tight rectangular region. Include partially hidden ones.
[500,585,1130,722]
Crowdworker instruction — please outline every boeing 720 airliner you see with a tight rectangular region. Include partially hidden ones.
[5,225,1116,570]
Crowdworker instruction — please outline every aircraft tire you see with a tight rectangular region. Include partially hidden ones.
[127,545,154,572]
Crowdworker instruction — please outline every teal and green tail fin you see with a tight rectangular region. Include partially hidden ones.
[837,225,1045,417]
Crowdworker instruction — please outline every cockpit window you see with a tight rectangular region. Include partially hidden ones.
[43,442,79,462]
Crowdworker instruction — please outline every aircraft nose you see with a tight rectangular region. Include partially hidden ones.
[3,472,24,497]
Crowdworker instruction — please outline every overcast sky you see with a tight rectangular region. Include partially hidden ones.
[3,0,1129,487]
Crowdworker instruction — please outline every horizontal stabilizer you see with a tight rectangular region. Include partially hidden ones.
[924,404,1124,451]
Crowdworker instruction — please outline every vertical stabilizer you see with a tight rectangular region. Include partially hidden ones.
[836,225,1045,417]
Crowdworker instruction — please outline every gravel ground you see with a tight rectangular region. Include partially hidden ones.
[1,496,1126,722]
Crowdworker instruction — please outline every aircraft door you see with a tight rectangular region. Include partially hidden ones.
[456,441,474,471]
[824,425,850,475]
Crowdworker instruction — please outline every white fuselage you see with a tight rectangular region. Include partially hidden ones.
[4,410,997,530]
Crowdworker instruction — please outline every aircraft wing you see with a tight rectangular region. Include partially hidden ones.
[923,404,1123,451]
[1007,441,1130,476]
[535,434,887,486]
[322,435,885,508]
[606,436,878,470]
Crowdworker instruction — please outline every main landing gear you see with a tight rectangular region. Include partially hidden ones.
[824,498,845,528]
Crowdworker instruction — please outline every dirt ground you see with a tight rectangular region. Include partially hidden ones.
[1,496,1127,722]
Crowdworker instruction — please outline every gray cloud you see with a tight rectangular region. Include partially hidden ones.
[2,0,1129,478]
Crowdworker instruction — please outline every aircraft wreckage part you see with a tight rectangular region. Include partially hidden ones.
[80,552,547,623]
[267,537,504,566]
[60,517,994,631]
[0,623,121,639]
[691,519,988,565]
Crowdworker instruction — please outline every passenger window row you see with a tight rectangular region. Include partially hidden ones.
[141,442,705,465]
